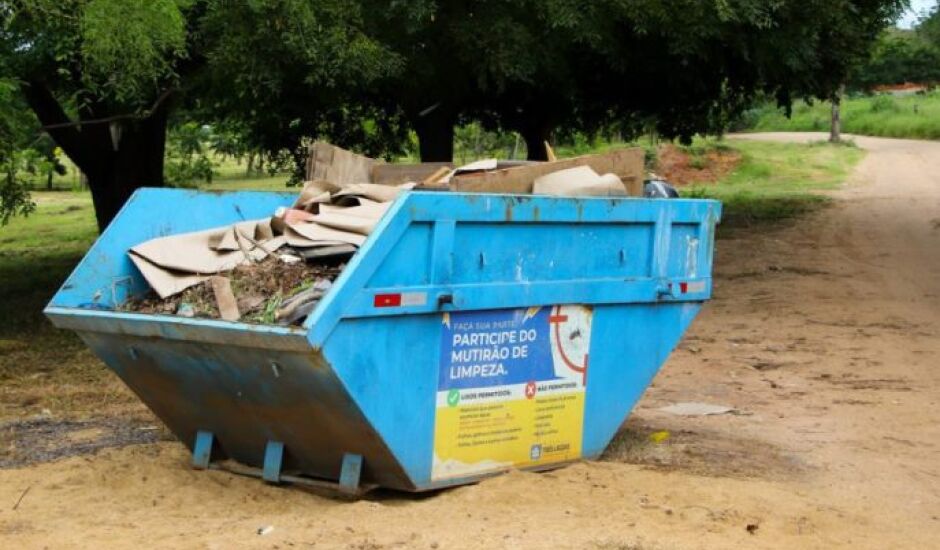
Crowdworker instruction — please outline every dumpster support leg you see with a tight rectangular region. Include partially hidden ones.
[339,453,363,494]
[192,430,214,469]
[263,441,285,483]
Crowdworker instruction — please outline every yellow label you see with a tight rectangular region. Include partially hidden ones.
[432,306,591,481]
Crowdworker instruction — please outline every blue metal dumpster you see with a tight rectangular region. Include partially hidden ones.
[45,188,720,493]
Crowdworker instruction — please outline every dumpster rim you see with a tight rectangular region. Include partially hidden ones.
[45,306,311,352]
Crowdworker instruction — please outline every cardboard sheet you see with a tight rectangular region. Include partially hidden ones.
[129,227,287,298]
[285,222,368,246]
[305,142,377,186]
[128,254,211,300]
[532,166,627,197]
[293,180,340,211]
[310,201,390,236]
[332,182,414,204]
[209,219,275,251]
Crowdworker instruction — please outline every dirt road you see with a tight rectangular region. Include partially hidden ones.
[1,133,938,549]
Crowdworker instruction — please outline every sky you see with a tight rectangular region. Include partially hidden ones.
[899,0,936,28]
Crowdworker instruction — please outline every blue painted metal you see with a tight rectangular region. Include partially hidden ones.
[339,453,363,493]
[263,441,285,483]
[193,430,214,469]
[46,187,720,492]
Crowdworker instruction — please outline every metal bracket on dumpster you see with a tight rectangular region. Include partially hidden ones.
[338,453,363,494]
[656,280,682,300]
[263,441,285,483]
[192,430,215,469]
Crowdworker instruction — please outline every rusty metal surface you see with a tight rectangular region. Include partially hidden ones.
[78,331,415,490]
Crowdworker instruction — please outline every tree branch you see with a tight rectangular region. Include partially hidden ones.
[19,80,98,171]
[39,88,176,130]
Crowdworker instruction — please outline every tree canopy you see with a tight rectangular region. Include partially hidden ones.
[853,27,940,88]
[846,1,940,89]
[1,0,910,229]
[919,1,940,46]
[2,0,394,229]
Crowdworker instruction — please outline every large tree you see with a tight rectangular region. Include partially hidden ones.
[4,1,191,231]
[2,0,393,230]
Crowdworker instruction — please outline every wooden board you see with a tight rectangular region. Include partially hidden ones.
[450,147,645,196]
[371,162,453,186]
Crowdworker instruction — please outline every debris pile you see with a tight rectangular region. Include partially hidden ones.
[123,174,401,325]
[123,256,343,325]
[123,141,647,325]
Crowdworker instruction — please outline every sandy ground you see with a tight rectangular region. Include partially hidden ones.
[1,132,939,549]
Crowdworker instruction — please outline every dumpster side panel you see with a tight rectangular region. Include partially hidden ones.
[367,223,433,287]
[446,223,656,283]
[581,302,701,458]
[321,315,440,487]
[78,331,414,490]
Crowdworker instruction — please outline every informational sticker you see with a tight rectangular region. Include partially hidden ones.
[431,305,592,481]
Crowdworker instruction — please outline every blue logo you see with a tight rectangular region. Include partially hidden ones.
[530,444,542,460]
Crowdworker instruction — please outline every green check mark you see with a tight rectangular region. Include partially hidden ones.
[446,389,460,407]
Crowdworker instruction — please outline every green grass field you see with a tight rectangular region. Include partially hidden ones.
[745,90,940,140]
[682,139,864,228]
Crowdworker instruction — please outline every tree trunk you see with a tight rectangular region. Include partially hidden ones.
[83,112,169,231]
[246,151,256,176]
[413,106,455,162]
[830,85,844,143]
[521,124,552,161]
[22,81,169,232]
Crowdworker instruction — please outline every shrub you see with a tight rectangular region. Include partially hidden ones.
[869,95,899,113]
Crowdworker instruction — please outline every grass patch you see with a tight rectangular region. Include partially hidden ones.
[0,192,97,328]
[0,192,139,420]
[744,90,940,140]
[682,139,864,229]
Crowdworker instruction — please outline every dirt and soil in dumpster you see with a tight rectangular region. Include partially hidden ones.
[1,133,939,548]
